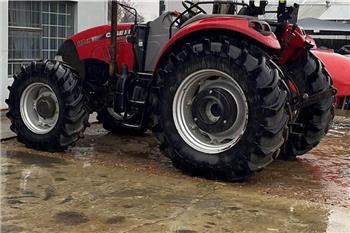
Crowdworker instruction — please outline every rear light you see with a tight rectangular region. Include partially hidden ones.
[249,20,272,36]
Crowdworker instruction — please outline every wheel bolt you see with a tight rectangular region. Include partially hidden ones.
[223,120,227,124]
[194,117,198,122]
[209,90,213,94]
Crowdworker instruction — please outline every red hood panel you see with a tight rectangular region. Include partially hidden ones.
[68,24,134,45]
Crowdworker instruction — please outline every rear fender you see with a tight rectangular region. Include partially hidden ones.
[153,17,281,74]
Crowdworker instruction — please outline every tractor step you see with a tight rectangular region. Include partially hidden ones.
[122,122,143,129]
[129,100,146,106]
[115,71,153,130]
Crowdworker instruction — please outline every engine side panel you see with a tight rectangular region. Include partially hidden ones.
[144,12,175,72]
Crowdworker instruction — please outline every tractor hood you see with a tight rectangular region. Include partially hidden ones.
[57,23,135,77]
[68,23,134,48]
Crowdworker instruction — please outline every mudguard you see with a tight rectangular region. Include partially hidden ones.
[154,16,281,72]
[312,49,350,97]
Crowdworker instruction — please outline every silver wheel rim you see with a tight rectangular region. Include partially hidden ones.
[20,82,59,134]
[173,69,248,154]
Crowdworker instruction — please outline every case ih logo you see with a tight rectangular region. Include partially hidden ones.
[105,29,132,38]
[77,29,131,47]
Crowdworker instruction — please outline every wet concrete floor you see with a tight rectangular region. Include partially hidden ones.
[1,116,350,233]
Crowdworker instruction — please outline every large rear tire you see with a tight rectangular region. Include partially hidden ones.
[152,37,289,181]
[6,60,89,151]
[280,52,335,159]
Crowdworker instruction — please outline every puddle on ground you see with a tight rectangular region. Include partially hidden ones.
[1,116,350,232]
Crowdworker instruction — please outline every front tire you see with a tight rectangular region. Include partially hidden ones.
[6,60,89,151]
[153,37,289,181]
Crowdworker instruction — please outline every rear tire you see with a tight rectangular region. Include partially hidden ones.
[280,52,335,159]
[152,37,289,181]
[6,60,89,151]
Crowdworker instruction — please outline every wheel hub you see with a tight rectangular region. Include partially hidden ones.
[36,96,56,119]
[20,83,59,134]
[173,69,249,154]
[192,88,237,134]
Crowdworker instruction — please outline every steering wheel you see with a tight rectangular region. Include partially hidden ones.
[182,1,207,15]
[170,1,207,31]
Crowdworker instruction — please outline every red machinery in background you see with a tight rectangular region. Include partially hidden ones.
[313,49,350,108]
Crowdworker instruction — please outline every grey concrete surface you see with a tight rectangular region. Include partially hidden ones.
[1,116,350,233]
[0,113,98,141]
[0,116,15,140]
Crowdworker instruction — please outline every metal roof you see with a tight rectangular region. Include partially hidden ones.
[265,0,349,4]
[319,4,350,20]
[264,1,350,20]
[298,17,350,32]
[298,5,327,19]
[263,5,328,19]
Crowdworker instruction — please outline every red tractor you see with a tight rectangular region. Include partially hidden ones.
[7,0,336,180]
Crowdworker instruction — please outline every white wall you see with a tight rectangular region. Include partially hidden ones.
[164,0,188,12]
[164,0,212,14]
[76,1,108,32]
[0,0,9,110]
[135,1,159,22]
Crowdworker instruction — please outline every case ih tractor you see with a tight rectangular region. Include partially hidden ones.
[7,0,336,180]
